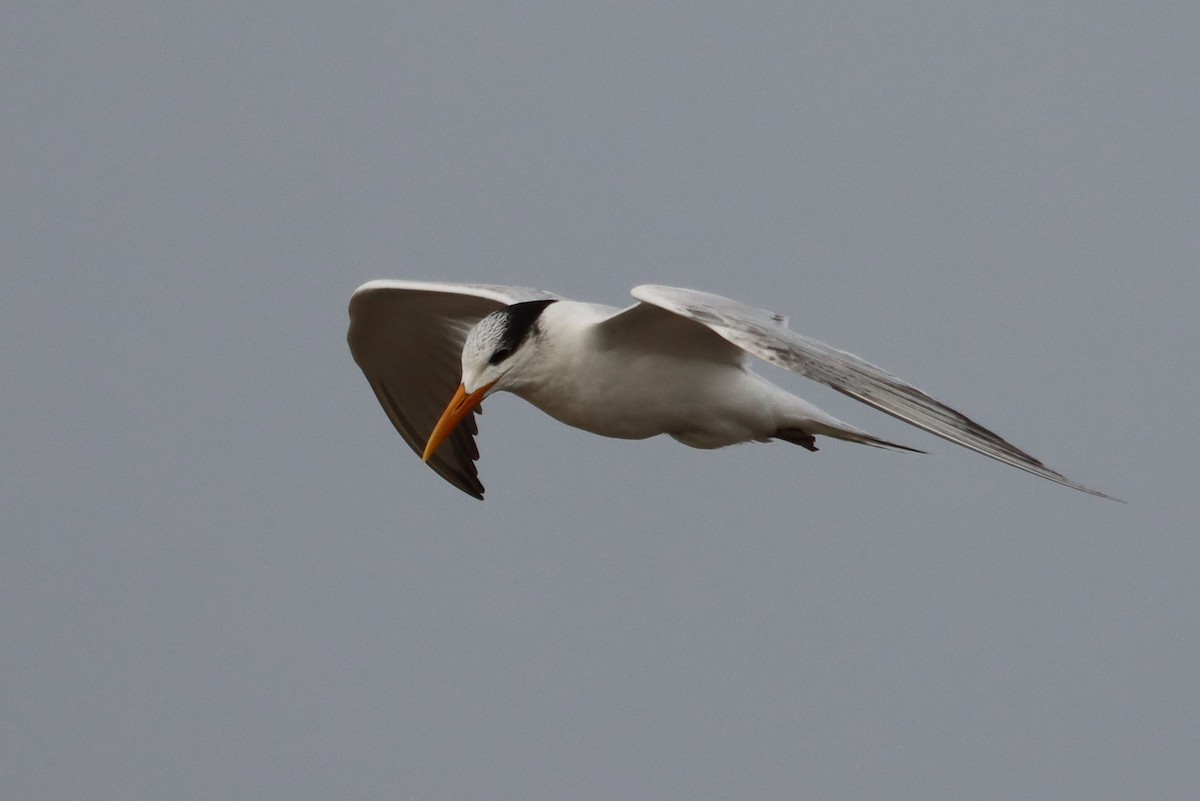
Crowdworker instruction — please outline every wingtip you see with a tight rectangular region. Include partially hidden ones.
[1080,486,1125,503]
[1026,467,1123,503]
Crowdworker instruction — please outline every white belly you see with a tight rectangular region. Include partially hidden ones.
[512,350,783,448]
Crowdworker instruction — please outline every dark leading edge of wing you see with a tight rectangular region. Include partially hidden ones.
[632,285,1119,501]
[347,280,558,499]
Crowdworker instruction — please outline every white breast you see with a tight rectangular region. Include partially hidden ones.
[507,301,784,446]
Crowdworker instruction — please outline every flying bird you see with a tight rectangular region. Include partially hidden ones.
[347,280,1114,500]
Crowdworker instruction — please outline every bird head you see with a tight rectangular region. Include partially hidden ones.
[422,299,557,461]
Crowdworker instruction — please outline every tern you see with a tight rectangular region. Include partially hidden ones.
[348,280,1114,500]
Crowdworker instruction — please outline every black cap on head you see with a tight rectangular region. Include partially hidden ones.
[487,299,557,365]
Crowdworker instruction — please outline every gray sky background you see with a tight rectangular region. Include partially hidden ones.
[4,2,1198,799]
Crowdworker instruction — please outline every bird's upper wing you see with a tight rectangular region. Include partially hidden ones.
[348,280,559,499]
[630,284,1116,500]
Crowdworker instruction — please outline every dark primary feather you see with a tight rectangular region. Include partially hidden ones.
[347,280,558,499]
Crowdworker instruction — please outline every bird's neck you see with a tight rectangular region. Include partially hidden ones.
[502,301,608,401]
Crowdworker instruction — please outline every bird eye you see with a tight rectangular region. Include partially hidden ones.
[488,347,512,365]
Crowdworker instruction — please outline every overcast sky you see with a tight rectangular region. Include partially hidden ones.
[4,2,1198,799]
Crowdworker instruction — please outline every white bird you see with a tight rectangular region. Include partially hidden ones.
[347,280,1115,501]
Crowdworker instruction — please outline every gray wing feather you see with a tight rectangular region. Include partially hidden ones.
[632,285,1116,500]
[348,280,558,499]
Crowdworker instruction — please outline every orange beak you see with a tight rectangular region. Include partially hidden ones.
[422,381,496,462]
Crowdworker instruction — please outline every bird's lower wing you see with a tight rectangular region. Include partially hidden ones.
[631,285,1117,500]
[347,280,558,499]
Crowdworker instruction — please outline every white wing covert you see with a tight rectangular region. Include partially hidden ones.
[348,280,558,499]
[632,285,1115,500]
